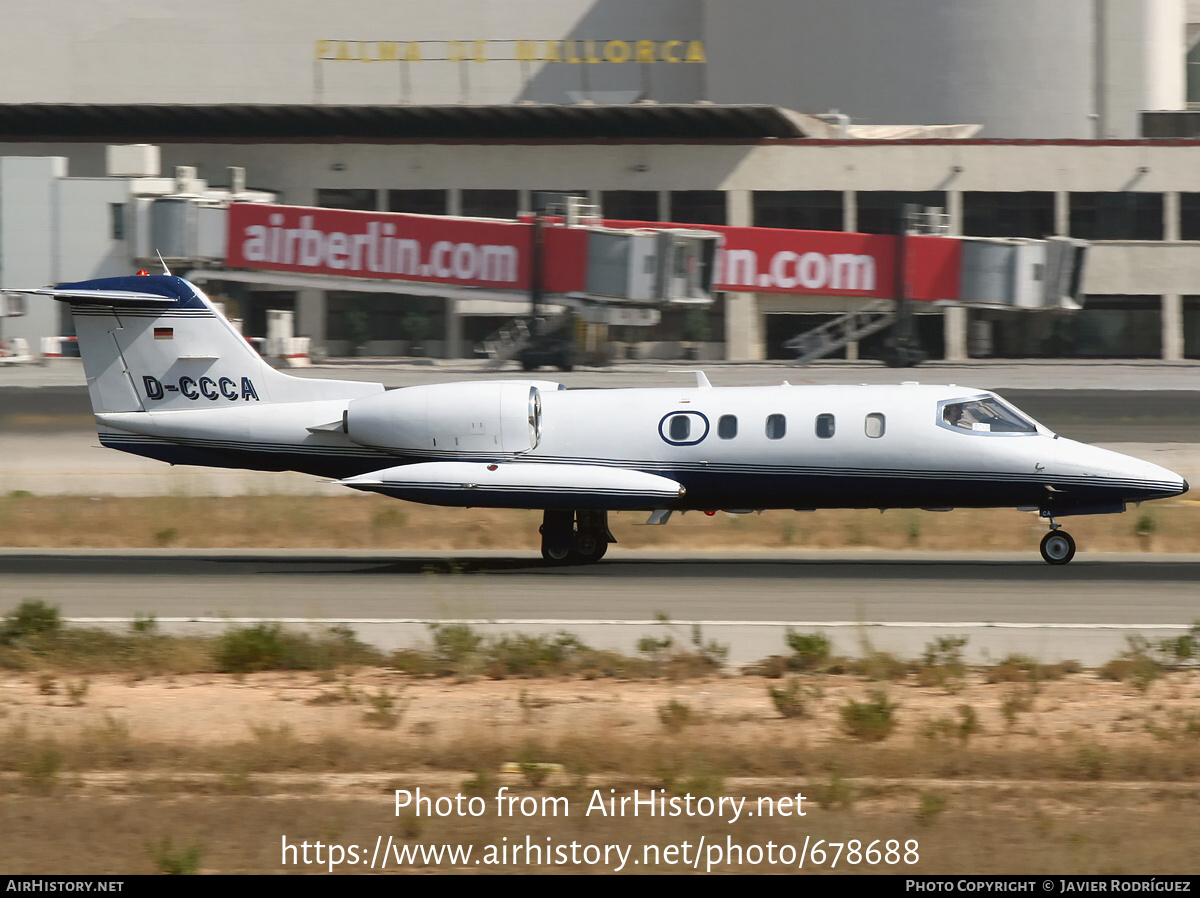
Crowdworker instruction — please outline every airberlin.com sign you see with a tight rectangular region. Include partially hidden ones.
[605,219,959,301]
[226,204,534,289]
[227,204,959,301]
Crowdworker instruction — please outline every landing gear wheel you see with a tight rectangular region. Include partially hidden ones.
[539,510,612,565]
[541,543,571,563]
[572,531,608,563]
[539,510,574,563]
[1040,530,1076,565]
[575,531,600,558]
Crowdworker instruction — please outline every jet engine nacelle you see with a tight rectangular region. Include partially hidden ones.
[345,380,558,454]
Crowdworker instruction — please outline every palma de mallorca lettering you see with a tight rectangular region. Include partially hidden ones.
[314,39,706,64]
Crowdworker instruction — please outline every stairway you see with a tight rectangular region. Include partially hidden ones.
[476,311,571,368]
[783,300,896,364]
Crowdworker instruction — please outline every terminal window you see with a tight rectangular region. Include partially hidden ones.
[388,190,448,216]
[669,191,726,226]
[462,189,519,220]
[1069,193,1163,241]
[962,192,1054,239]
[316,189,378,211]
[1179,194,1200,240]
[1065,297,1161,358]
[855,191,946,235]
[110,204,125,241]
[602,191,659,222]
[752,191,843,231]
[532,191,589,215]
[1183,297,1200,359]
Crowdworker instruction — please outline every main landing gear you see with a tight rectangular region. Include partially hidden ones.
[1039,516,1076,565]
[539,509,613,565]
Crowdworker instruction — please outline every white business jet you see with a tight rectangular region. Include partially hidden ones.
[11,273,1188,565]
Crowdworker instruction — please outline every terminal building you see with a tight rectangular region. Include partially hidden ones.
[2,0,1200,362]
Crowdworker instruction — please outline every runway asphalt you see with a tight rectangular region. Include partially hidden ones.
[3,548,1198,667]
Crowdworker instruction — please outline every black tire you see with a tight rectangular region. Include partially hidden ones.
[574,531,605,563]
[541,543,571,563]
[1039,530,1076,565]
[576,531,597,553]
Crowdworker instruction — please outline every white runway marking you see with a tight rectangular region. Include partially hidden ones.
[65,617,1200,630]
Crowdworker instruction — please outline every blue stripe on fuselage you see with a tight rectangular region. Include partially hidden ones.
[97,434,1174,509]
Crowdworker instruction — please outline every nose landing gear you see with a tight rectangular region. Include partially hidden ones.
[1039,516,1076,565]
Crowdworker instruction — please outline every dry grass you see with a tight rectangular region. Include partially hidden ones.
[1,493,1198,553]
[4,663,1200,872]
[3,787,1198,874]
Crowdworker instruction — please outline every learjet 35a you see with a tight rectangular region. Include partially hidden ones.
[11,273,1188,565]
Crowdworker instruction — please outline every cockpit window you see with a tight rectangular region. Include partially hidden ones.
[939,397,1036,434]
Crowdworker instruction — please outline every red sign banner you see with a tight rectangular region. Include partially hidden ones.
[604,220,960,301]
[226,204,537,289]
[227,204,960,301]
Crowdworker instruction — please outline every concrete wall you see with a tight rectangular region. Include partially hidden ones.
[0,157,66,344]
[0,0,700,107]
[0,161,139,344]
[55,179,138,281]
[59,141,1200,200]
[1082,242,1200,295]
[705,0,1186,138]
[0,0,1186,136]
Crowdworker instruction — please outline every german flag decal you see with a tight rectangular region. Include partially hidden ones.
[153,327,173,340]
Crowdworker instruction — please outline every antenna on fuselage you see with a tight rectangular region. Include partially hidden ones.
[155,251,172,276]
[668,369,712,389]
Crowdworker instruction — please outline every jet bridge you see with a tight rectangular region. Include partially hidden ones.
[139,195,975,362]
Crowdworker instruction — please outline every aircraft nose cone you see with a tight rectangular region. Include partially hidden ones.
[1183,479,1190,496]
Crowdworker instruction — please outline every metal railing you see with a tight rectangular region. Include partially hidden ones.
[783,300,897,364]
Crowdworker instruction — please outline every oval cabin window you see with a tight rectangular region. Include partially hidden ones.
[669,414,691,441]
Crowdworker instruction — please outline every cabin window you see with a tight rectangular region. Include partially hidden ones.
[718,415,738,439]
[669,415,691,441]
[940,397,1036,434]
[865,413,886,438]
[815,413,835,439]
[766,414,786,439]
[658,410,710,446]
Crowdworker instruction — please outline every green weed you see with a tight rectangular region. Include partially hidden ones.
[784,630,831,671]
[767,677,820,719]
[658,698,695,733]
[839,690,898,741]
[147,836,203,875]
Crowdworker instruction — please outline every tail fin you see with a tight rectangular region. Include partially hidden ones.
[18,274,375,413]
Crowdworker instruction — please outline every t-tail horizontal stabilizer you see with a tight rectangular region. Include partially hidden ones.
[339,462,686,510]
[5,287,176,306]
[7,274,384,415]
